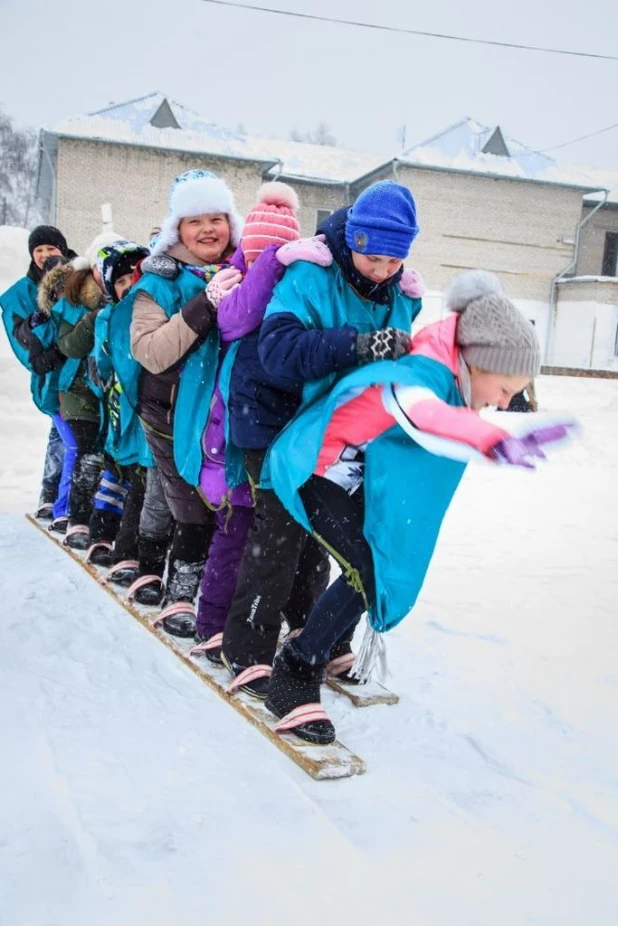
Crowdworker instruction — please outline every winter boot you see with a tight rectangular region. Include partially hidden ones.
[49,516,68,535]
[221,652,272,699]
[64,524,91,551]
[265,643,335,744]
[190,631,224,666]
[106,560,140,588]
[35,500,54,520]
[86,542,114,568]
[160,559,204,638]
[129,535,168,605]
[326,625,361,685]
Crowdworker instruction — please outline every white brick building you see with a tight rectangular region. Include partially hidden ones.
[37,94,618,371]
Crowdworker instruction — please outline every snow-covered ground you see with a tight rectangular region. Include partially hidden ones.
[1,242,617,925]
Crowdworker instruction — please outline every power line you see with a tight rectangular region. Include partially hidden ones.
[539,121,618,152]
[200,0,618,62]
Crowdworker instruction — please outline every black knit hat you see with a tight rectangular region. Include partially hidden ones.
[28,225,69,257]
[96,239,149,300]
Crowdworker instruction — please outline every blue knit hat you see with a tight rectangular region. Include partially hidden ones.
[345,181,419,259]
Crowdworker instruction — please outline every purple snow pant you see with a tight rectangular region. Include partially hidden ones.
[196,505,254,639]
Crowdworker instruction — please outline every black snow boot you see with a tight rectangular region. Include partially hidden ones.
[265,643,335,745]
[64,524,91,551]
[160,559,204,638]
[36,500,54,520]
[326,623,361,685]
[220,652,271,699]
[131,535,169,605]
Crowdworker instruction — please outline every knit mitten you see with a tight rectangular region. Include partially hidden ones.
[205,267,242,308]
[141,254,179,279]
[356,328,411,364]
[276,234,333,268]
[399,268,425,298]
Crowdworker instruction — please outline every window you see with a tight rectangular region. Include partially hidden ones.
[316,208,332,230]
[602,232,618,277]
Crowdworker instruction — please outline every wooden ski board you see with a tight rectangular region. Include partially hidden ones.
[26,514,366,780]
[326,676,399,707]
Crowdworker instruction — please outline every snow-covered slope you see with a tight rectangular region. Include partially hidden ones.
[1,244,617,923]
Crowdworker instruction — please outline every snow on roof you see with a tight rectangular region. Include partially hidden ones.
[49,97,609,193]
[51,91,385,185]
[577,167,618,205]
[400,118,603,191]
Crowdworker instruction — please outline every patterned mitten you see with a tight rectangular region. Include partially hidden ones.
[356,328,411,364]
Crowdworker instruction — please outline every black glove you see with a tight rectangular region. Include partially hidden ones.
[29,309,48,329]
[141,254,179,279]
[29,338,65,376]
[356,328,411,364]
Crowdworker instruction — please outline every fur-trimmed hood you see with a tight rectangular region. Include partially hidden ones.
[37,264,105,316]
[37,262,74,316]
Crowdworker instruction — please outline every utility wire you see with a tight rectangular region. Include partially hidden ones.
[200,0,618,62]
[538,122,618,152]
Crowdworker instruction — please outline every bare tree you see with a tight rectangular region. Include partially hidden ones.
[290,121,337,147]
[0,105,39,227]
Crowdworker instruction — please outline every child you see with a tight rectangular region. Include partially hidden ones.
[221,180,424,696]
[112,170,244,630]
[191,181,303,658]
[86,239,150,568]
[46,232,121,547]
[263,271,576,744]
[0,226,75,517]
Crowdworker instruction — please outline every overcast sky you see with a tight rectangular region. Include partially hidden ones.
[1,0,616,168]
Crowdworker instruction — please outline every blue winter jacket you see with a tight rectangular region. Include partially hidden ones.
[254,208,422,450]
[0,276,38,368]
[110,268,220,486]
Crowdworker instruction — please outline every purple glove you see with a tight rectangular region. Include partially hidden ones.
[489,420,578,470]
[276,234,333,268]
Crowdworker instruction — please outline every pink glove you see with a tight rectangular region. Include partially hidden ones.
[206,267,242,308]
[488,419,579,470]
[276,234,333,268]
[399,268,425,298]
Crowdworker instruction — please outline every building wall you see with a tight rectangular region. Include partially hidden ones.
[576,204,618,277]
[391,166,583,303]
[552,280,618,370]
[55,138,265,252]
[54,138,347,252]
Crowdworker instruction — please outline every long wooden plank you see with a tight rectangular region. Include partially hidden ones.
[26,515,366,780]
[326,676,399,707]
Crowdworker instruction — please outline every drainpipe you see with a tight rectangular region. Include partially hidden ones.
[545,188,608,364]
[40,133,57,224]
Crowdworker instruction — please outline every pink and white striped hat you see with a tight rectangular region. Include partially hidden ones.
[241,182,301,263]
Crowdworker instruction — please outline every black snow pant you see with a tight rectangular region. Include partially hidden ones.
[222,449,330,666]
[293,476,375,665]
[65,420,104,527]
[144,427,216,573]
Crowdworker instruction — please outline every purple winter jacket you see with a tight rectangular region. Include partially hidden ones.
[199,245,284,507]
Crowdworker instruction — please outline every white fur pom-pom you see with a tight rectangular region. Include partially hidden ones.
[71,256,90,271]
[445,270,503,313]
[254,181,299,211]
